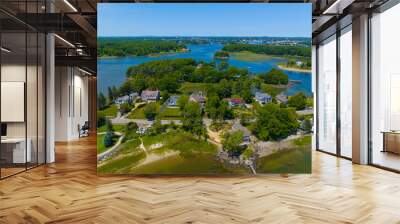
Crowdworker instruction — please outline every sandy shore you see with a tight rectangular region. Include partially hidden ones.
[278,65,311,73]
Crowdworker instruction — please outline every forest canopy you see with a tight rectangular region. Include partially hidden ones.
[98,39,187,57]
[222,43,311,58]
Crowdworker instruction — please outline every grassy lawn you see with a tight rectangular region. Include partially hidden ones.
[97,139,143,174]
[135,131,250,174]
[159,107,182,120]
[97,104,118,118]
[141,131,216,155]
[232,107,254,118]
[98,130,252,174]
[97,134,120,154]
[209,121,232,132]
[179,82,214,94]
[127,102,160,119]
[97,124,126,133]
[130,153,249,174]
[230,51,275,62]
[261,83,286,97]
[256,135,312,173]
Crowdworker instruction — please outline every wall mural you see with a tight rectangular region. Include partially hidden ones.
[97,3,313,174]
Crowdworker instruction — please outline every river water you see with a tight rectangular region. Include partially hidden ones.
[98,43,311,96]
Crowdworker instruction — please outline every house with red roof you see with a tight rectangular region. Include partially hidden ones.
[225,98,245,107]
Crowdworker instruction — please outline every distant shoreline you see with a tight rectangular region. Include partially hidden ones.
[98,48,189,59]
[278,65,311,73]
[230,51,279,62]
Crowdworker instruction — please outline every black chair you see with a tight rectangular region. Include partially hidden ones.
[79,121,90,138]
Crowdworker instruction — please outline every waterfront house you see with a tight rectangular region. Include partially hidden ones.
[276,93,288,104]
[231,121,251,143]
[189,92,206,106]
[296,60,303,66]
[254,92,272,105]
[166,95,180,107]
[114,92,138,105]
[226,98,245,107]
[141,90,160,102]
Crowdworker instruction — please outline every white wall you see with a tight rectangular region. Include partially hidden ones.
[55,67,89,141]
[1,65,26,138]
[1,63,46,164]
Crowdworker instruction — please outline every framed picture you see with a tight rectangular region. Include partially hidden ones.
[97,3,312,175]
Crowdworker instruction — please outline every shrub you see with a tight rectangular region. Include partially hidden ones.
[120,103,133,115]
[104,132,114,148]
[144,103,158,120]
[97,114,106,128]
[287,92,307,110]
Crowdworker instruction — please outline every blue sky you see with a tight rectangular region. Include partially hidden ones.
[98,4,311,37]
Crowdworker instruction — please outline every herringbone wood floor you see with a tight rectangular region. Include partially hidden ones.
[1,136,400,224]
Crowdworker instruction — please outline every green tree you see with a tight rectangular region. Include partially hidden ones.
[103,132,114,148]
[97,114,106,128]
[205,95,233,121]
[149,119,165,135]
[261,69,289,85]
[120,103,133,115]
[214,50,230,59]
[219,101,234,120]
[144,103,158,120]
[182,102,205,138]
[97,93,107,110]
[177,95,189,111]
[222,131,244,156]
[287,92,307,110]
[205,95,220,120]
[123,122,139,142]
[107,86,114,102]
[98,39,187,57]
[217,79,232,98]
[131,74,147,93]
[105,118,114,132]
[253,103,298,141]
[218,61,229,71]
[158,73,180,93]
[160,91,170,104]
[119,81,133,96]
[300,118,312,133]
[110,86,119,100]
[241,88,253,103]
[222,43,311,58]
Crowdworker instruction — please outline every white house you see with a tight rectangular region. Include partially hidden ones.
[254,92,272,105]
[141,90,160,102]
[114,92,138,105]
[189,92,206,106]
[166,95,180,107]
[276,93,288,104]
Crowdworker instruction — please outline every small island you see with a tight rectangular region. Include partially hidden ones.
[213,50,230,59]
[222,43,312,72]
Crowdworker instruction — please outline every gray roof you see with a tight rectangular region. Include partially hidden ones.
[190,92,205,103]
[255,92,271,99]
[231,122,251,137]
[276,93,288,103]
[115,93,137,103]
[141,90,160,100]
[116,95,130,102]
[167,95,180,105]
